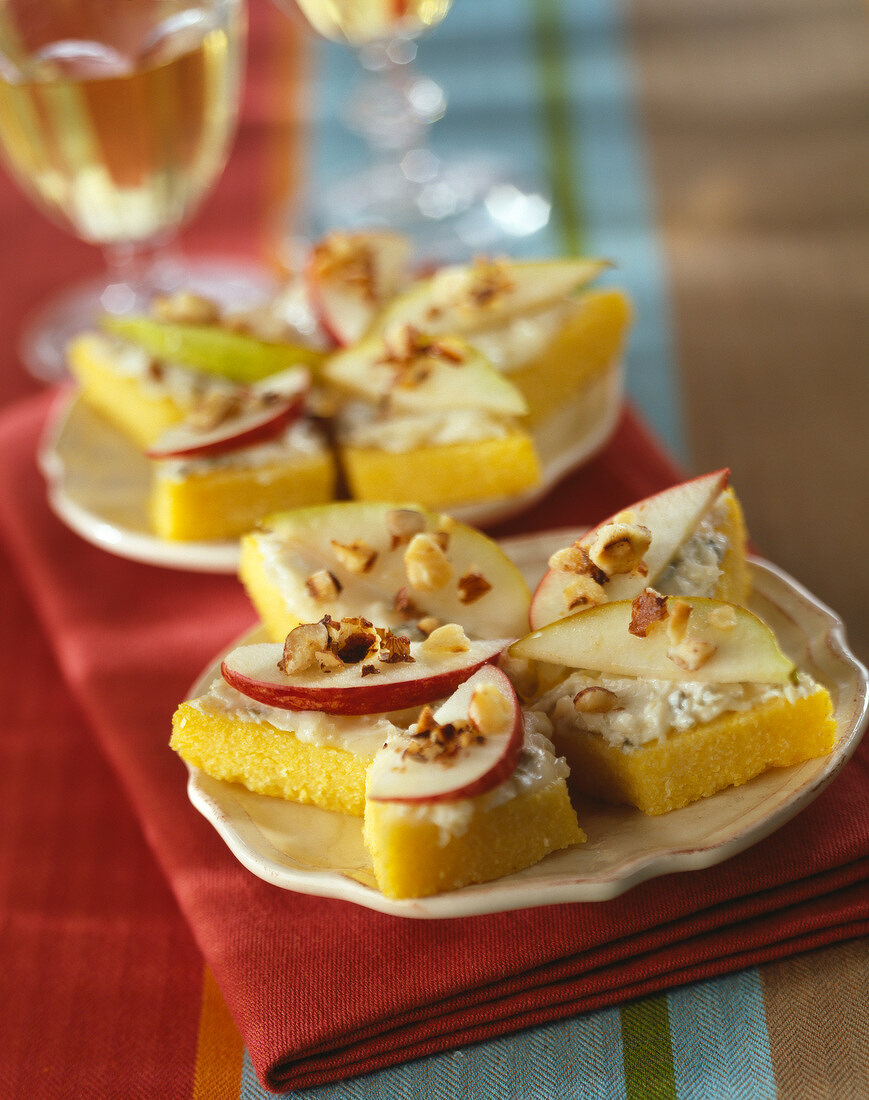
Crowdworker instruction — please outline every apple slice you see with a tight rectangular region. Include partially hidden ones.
[529,470,730,629]
[221,635,508,715]
[323,333,528,416]
[101,314,325,383]
[244,501,531,640]
[512,596,796,683]
[145,369,309,459]
[372,257,609,340]
[306,230,411,346]
[367,664,524,802]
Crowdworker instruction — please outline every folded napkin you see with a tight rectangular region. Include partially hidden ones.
[0,390,866,1093]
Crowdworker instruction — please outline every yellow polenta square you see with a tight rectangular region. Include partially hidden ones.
[508,289,632,428]
[67,333,188,449]
[363,778,585,899]
[171,701,369,816]
[150,451,337,541]
[553,688,835,816]
[339,432,541,511]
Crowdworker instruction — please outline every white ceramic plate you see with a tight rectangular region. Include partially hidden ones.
[182,531,868,918]
[37,367,623,573]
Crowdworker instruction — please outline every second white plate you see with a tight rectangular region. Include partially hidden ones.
[37,367,623,573]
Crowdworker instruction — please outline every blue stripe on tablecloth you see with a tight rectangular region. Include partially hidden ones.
[238,1008,627,1098]
[667,969,777,1099]
[549,0,686,459]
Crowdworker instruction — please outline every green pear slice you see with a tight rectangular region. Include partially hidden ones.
[323,335,528,416]
[245,501,531,640]
[372,258,609,339]
[102,315,325,384]
[511,597,796,683]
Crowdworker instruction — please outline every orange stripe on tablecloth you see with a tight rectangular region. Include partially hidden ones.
[761,938,869,1097]
[191,966,245,1100]
[259,3,312,270]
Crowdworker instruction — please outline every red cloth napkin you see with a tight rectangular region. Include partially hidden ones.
[0,390,866,1093]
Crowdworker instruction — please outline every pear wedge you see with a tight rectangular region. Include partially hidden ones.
[102,315,325,383]
[512,597,796,683]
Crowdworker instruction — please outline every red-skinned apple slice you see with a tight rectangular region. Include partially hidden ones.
[512,597,796,683]
[367,664,524,803]
[529,469,730,629]
[220,636,509,715]
[306,230,411,346]
[145,369,309,459]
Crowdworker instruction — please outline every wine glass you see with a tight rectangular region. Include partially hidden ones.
[279,0,552,262]
[0,0,255,381]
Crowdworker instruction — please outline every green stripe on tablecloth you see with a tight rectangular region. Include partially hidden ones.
[529,0,585,255]
[621,997,677,1100]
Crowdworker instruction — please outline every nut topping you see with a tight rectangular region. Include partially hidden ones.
[330,539,378,575]
[587,522,652,577]
[629,588,668,637]
[404,532,452,591]
[278,621,330,673]
[548,544,608,585]
[467,683,511,736]
[402,706,482,761]
[457,570,492,605]
[188,390,244,432]
[573,686,619,714]
[378,630,413,664]
[666,599,693,646]
[151,290,221,326]
[386,508,426,548]
[305,569,343,602]
[563,574,607,611]
[667,638,718,672]
[416,616,441,637]
[709,605,737,631]
[421,623,471,654]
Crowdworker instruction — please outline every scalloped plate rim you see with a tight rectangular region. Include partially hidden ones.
[182,538,868,918]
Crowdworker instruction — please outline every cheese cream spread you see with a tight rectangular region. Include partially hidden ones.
[190,677,405,756]
[155,418,325,479]
[537,671,820,750]
[338,401,513,453]
[656,501,729,598]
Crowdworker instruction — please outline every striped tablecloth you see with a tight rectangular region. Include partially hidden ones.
[0,1,866,1096]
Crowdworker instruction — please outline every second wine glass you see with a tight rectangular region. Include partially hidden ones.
[283,0,552,262]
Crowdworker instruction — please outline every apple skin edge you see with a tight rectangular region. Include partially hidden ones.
[145,392,305,460]
[220,644,510,716]
[367,665,525,804]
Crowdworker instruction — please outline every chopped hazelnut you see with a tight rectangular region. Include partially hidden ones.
[377,629,413,664]
[386,508,426,548]
[629,588,668,637]
[468,683,511,736]
[315,650,344,674]
[421,623,470,654]
[330,538,378,575]
[563,574,607,611]
[709,605,738,631]
[151,290,221,325]
[587,522,652,577]
[278,621,330,674]
[404,532,452,591]
[573,686,619,714]
[188,390,243,431]
[667,598,693,645]
[457,570,492,604]
[305,569,342,601]
[415,616,440,637]
[667,638,717,672]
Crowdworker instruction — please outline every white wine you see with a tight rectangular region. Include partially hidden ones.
[291,0,452,46]
[0,1,244,245]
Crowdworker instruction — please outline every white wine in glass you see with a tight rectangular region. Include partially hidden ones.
[0,0,253,380]
[279,0,551,262]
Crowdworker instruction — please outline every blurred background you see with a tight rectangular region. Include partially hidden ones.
[0,0,866,662]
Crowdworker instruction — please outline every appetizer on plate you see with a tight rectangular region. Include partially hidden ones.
[238,500,531,644]
[66,235,631,539]
[513,593,835,815]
